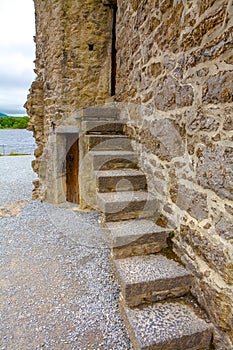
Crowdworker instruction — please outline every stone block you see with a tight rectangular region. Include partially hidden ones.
[121,301,213,350]
[199,279,233,339]
[182,6,226,50]
[216,216,233,240]
[96,169,147,192]
[154,2,184,53]
[86,135,132,151]
[105,219,169,258]
[180,225,233,284]
[97,190,157,222]
[202,71,233,104]
[78,106,120,119]
[154,76,194,111]
[186,110,219,134]
[139,118,185,161]
[81,120,125,134]
[89,150,138,170]
[196,145,233,200]
[170,183,208,221]
[185,27,233,68]
[113,254,192,307]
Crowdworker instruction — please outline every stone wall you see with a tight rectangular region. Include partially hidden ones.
[26,0,114,199]
[27,0,232,347]
[116,1,233,348]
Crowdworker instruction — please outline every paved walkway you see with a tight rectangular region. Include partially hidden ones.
[0,156,132,350]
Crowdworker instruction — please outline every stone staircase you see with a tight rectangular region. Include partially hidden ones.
[81,108,214,350]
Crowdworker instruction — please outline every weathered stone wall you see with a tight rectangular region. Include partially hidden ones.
[116,1,233,348]
[26,0,114,199]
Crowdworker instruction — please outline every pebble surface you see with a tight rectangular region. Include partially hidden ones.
[0,156,133,350]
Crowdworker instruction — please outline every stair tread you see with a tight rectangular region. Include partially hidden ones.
[89,150,135,156]
[82,120,125,134]
[96,169,145,178]
[80,106,120,119]
[106,219,169,248]
[87,134,128,139]
[98,191,156,203]
[121,301,213,350]
[106,219,169,237]
[114,254,191,284]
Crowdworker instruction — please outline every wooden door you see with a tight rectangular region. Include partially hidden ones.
[66,140,79,204]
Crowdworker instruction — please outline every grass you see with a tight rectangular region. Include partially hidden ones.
[0,153,31,157]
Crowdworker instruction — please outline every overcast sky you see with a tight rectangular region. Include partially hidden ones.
[0,0,35,116]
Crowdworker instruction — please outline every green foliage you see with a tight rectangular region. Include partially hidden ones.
[0,116,29,129]
[169,230,175,239]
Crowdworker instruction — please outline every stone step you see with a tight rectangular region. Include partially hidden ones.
[86,134,132,151]
[113,254,192,307]
[89,150,138,171]
[82,120,125,134]
[78,106,120,120]
[104,219,169,259]
[97,191,157,222]
[96,169,147,193]
[121,301,213,350]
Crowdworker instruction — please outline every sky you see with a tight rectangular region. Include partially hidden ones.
[0,0,35,116]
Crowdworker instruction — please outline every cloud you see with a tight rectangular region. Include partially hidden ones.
[0,0,35,115]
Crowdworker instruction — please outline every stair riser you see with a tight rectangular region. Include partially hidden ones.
[98,198,156,213]
[116,274,192,307]
[97,175,147,192]
[99,199,157,223]
[104,209,155,222]
[111,236,168,259]
[82,121,125,134]
[80,107,120,119]
[87,136,132,151]
[93,158,138,171]
[120,284,191,307]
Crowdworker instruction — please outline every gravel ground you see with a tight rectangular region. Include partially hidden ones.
[0,156,133,350]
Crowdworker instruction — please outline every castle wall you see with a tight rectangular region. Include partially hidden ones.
[116,1,233,348]
[26,0,113,199]
[26,0,233,346]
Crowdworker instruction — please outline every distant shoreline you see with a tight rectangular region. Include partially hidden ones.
[0,116,29,129]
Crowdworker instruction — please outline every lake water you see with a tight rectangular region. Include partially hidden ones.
[0,129,36,155]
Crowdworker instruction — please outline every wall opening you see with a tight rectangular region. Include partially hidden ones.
[66,139,79,204]
[103,1,117,96]
[111,4,117,96]
[88,43,94,51]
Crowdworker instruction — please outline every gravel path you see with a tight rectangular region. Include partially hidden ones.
[0,156,132,350]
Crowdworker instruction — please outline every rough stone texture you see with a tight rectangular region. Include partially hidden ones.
[97,191,157,222]
[116,0,233,347]
[86,135,132,151]
[113,254,192,307]
[180,225,233,285]
[121,301,213,350]
[26,0,113,199]
[170,183,208,221]
[28,0,233,347]
[96,169,147,193]
[105,219,168,258]
[202,71,233,104]
[196,144,233,200]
